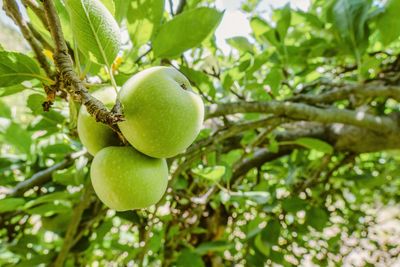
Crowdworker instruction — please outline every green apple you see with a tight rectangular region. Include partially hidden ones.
[77,87,120,155]
[90,146,168,210]
[118,66,204,158]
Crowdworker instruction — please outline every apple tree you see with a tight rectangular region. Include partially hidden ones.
[1,0,400,266]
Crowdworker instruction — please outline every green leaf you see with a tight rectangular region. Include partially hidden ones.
[228,191,270,205]
[27,93,46,115]
[327,0,371,56]
[4,123,32,154]
[192,166,226,182]
[24,192,74,209]
[0,99,11,118]
[254,234,270,256]
[0,198,25,213]
[180,66,214,96]
[250,16,270,40]
[176,249,204,267]
[306,207,329,231]
[114,0,130,23]
[26,8,53,46]
[227,37,254,54]
[376,0,400,46]
[276,3,291,41]
[296,11,324,29]
[265,67,283,96]
[153,7,223,58]
[270,250,284,264]
[52,159,87,186]
[25,202,71,216]
[294,137,333,154]
[66,0,121,67]
[0,51,49,86]
[282,197,308,212]
[0,84,27,97]
[41,212,72,233]
[42,144,74,156]
[195,241,232,255]
[100,0,115,15]
[261,219,281,246]
[127,0,165,47]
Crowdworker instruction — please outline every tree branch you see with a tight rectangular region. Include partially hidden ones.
[22,0,49,31]
[42,0,123,126]
[53,183,94,267]
[28,22,53,51]
[206,101,399,134]
[3,0,53,77]
[231,147,293,182]
[170,117,286,181]
[8,150,87,197]
[290,83,400,104]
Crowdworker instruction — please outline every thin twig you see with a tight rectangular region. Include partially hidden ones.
[134,47,152,64]
[28,22,54,51]
[8,150,87,197]
[22,0,50,31]
[4,0,53,77]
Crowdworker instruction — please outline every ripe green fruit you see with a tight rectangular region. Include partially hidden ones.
[118,66,204,158]
[77,87,120,155]
[90,146,168,211]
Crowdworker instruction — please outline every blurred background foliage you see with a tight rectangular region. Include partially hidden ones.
[0,0,400,266]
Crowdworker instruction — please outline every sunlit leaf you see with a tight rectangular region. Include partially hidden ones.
[153,7,223,58]
[294,137,333,154]
[0,198,25,213]
[66,0,121,66]
[176,249,204,267]
[0,51,49,86]
[376,0,400,46]
[192,165,226,182]
[127,0,165,47]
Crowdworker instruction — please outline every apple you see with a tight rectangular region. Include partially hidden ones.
[77,87,120,155]
[118,66,204,158]
[90,146,168,210]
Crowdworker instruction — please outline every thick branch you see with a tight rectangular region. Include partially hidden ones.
[42,0,123,126]
[8,151,86,197]
[290,83,400,104]
[4,0,53,76]
[206,101,399,134]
